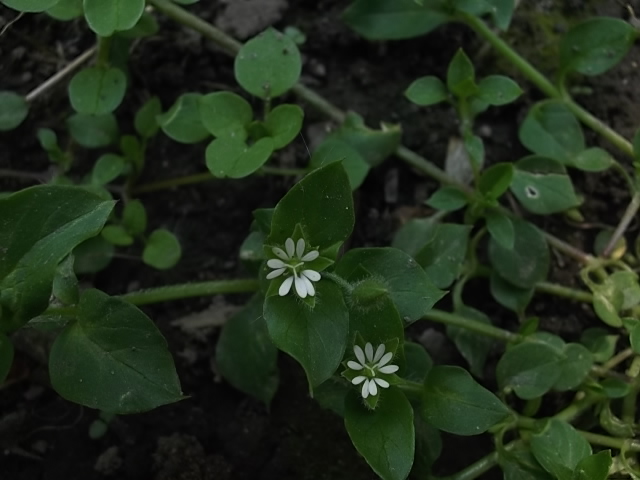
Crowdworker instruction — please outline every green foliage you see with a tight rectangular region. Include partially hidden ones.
[485,210,514,250]
[199,91,252,138]
[122,200,147,236]
[425,186,468,212]
[447,49,477,98]
[68,66,127,115]
[46,0,83,20]
[142,229,182,270]
[476,75,522,105]
[67,113,119,148]
[206,137,274,178]
[2,0,59,12]
[158,93,210,144]
[91,153,125,185]
[309,139,370,190]
[49,289,183,413]
[83,0,145,36]
[447,305,494,377]
[405,76,449,106]
[234,28,302,99]
[478,163,513,201]
[134,96,162,138]
[263,104,304,149]
[415,223,472,289]
[0,91,29,131]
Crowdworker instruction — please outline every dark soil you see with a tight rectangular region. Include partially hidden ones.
[1,1,639,479]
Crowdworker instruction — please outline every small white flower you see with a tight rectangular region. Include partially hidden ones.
[267,237,321,298]
[347,342,399,399]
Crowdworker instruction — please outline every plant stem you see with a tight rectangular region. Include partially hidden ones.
[603,191,640,257]
[118,279,259,306]
[422,309,521,343]
[459,13,634,158]
[534,281,593,303]
[543,232,595,265]
[322,271,354,294]
[436,445,507,480]
[578,430,640,452]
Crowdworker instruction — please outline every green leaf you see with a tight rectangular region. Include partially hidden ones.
[1,0,59,12]
[560,18,636,77]
[158,93,210,144]
[142,229,181,270]
[404,341,433,383]
[0,186,114,332]
[49,289,183,414]
[463,132,484,170]
[91,153,125,185]
[345,388,414,480]
[0,333,14,384]
[328,112,401,167]
[530,419,591,480]
[234,28,301,99]
[206,137,274,178]
[68,66,127,115]
[117,11,158,39]
[478,162,513,200]
[413,415,442,476]
[45,0,82,20]
[122,200,147,235]
[486,0,515,30]
[309,138,370,190]
[519,100,584,166]
[476,75,522,106]
[610,270,640,309]
[510,156,580,214]
[83,0,145,36]
[392,217,438,257]
[447,49,477,98]
[496,341,562,399]
[580,328,617,363]
[486,210,514,250]
[422,366,511,435]
[500,449,555,480]
[489,218,549,289]
[343,0,451,40]
[426,186,468,212]
[199,91,252,138]
[314,378,349,416]
[67,113,119,148]
[264,281,348,388]
[52,255,79,305]
[572,451,612,480]
[73,236,114,274]
[553,343,593,391]
[415,223,472,289]
[405,76,449,106]
[101,225,134,246]
[572,148,614,172]
[268,161,354,250]
[216,295,278,406]
[0,91,28,131]
[134,96,162,138]
[492,269,533,313]
[336,247,445,323]
[447,306,494,377]
[264,104,303,149]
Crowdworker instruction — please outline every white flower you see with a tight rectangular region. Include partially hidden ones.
[267,237,321,298]
[347,342,399,399]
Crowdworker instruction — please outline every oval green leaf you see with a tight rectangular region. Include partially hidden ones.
[69,66,126,115]
[476,75,522,106]
[46,0,83,20]
[530,419,591,480]
[83,0,145,36]
[158,93,210,144]
[91,153,125,185]
[2,0,59,12]
[142,229,181,270]
[309,138,370,190]
[405,76,449,106]
[0,91,28,131]
[199,91,253,138]
[205,136,274,178]
[67,113,119,148]
[264,104,303,149]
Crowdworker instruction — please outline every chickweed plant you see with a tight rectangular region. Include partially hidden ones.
[2,0,640,478]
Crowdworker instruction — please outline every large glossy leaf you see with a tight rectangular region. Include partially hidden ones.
[345,388,414,480]
[49,289,183,414]
[0,186,114,331]
[530,419,591,480]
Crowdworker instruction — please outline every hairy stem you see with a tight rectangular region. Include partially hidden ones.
[422,309,521,343]
[118,279,259,305]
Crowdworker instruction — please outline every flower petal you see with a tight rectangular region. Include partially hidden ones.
[354,345,366,365]
[377,352,394,368]
[266,268,286,279]
[374,378,390,389]
[347,361,364,370]
[361,380,370,399]
[378,365,399,374]
[279,276,294,296]
[285,238,295,257]
[301,275,316,296]
[294,275,307,298]
[301,250,319,262]
[373,344,386,363]
[301,269,321,282]
[352,375,366,385]
[267,259,286,269]
[368,379,378,396]
[365,343,374,363]
[296,238,305,258]
[272,247,289,260]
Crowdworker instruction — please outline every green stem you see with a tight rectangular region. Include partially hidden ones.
[534,281,593,303]
[118,279,259,306]
[321,271,353,294]
[603,191,640,257]
[422,309,521,343]
[459,13,634,158]
[543,232,595,265]
[578,430,640,452]
[436,446,505,480]
[96,35,112,67]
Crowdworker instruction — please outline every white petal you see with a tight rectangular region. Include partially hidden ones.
[272,247,289,260]
[368,379,378,396]
[378,365,399,374]
[365,343,374,363]
[373,344,386,363]
[352,375,366,385]
[301,250,319,262]
[361,380,370,399]
[301,269,321,282]
[294,275,307,298]
[301,275,315,296]
[296,238,305,258]
[374,378,390,389]
[267,259,286,269]
[279,276,294,296]
[347,361,364,370]
[377,352,393,368]
[354,345,366,365]
[285,238,295,257]
[266,268,285,279]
